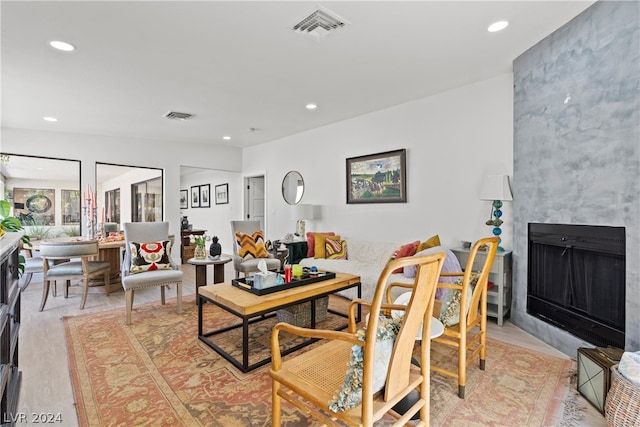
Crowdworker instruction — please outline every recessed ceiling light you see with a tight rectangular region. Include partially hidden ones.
[488,21,509,33]
[306,103,318,110]
[223,136,231,140]
[49,40,75,51]
[43,116,58,122]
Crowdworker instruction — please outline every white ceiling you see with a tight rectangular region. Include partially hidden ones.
[1,1,594,148]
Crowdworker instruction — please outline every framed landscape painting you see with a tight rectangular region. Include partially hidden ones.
[346,149,406,204]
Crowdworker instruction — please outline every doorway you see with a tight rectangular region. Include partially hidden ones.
[244,175,265,231]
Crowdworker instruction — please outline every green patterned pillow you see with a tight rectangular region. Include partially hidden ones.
[439,273,479,326]
[328,315,402,412]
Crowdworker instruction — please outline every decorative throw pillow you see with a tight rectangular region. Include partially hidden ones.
[417,234,441,252]
[235,230,269,260]
[388,240,420,273]
[315,235,341,259]
[326,239,348,260]
[306,232,336,257]
[328,315,403,412]
[439,273,480,326]
[404,246,462,301]
[129,240,173,274]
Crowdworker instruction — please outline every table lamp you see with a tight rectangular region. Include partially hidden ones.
[479,174,512,252]
[291,204,316,237]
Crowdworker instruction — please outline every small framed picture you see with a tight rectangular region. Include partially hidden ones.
[346,148,407,204]
[180,189,188,209]
[215,183,229,205]
[191,185,200,208]
[200,184,211,208]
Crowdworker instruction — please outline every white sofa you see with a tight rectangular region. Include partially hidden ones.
[300,239,414,302]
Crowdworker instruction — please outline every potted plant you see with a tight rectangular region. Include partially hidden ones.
[0,199,31,275]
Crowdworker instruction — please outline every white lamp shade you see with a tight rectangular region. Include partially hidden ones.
[480,175,513,201]
[291,204,316,220]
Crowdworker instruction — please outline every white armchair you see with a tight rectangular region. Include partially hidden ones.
[121,222,183,325]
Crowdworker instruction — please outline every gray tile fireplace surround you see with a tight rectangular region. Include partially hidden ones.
[511,0,639,357]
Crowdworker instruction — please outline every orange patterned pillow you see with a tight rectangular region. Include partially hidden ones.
[235,230,269,260]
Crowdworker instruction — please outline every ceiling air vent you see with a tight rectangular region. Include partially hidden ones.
[163,111,194,121]
[293,7,348,39]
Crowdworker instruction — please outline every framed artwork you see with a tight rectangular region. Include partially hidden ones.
[346,149,407,204]
[215,183,229,205]
[13,187,56,225]
[180,189,188,209]
[200,184,211,208]
[191,185,200,208]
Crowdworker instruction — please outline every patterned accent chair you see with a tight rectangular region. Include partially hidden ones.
[230,220,280,278]
[121,222,183,325]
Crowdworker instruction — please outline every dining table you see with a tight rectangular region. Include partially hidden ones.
[27,236,125,294]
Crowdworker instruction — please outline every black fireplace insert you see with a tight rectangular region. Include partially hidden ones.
[527,223,625,349]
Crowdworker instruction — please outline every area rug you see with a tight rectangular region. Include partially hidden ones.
[64,296,572,426]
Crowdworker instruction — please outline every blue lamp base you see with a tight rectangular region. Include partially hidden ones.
[487,200,506,252]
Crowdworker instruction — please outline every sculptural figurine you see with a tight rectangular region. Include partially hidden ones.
[209,236,222,257]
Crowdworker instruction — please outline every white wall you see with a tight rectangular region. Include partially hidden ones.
[1,128,243,259]
[179,168,243,256]
[243,74,514,249]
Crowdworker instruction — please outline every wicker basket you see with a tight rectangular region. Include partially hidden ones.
[605,365,640,426]
[276,296,329,327]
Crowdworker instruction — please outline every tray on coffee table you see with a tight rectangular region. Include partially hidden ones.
[232,271,336,295]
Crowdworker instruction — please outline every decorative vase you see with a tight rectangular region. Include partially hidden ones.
[181,216,190,230]
[194,245,207,259]
[209,236,222,257]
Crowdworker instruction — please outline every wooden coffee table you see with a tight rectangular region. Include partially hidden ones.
[198,272,361,372]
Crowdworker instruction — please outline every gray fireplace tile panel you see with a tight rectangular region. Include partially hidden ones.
[512,0,640,356]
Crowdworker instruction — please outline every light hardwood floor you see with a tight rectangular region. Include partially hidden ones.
[16,261,605,426]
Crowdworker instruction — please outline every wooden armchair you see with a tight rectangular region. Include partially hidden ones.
[270,252,445,426]
[430,237,498,398]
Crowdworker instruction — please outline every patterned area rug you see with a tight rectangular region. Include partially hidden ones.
[64,296,572,426]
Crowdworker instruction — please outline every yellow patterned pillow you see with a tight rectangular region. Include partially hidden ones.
[417,234,441,252]
[325,239,348,260]
[235,230,269,260]
[315,235,341,259]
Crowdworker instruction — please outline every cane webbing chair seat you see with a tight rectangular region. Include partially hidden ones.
[271,252,445,426]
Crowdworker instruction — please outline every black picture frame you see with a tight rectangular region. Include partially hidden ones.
[200,184,211,208]
[191,185,200,208]
[180,189,188,209]
[215,183,229,205]
[346,148,407,204]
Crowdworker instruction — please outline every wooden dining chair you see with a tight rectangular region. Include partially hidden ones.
[430,237,498,398]
[270,252,445,426]
[39,240,110,311]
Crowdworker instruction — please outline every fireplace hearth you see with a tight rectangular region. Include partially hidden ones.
[527,223,625,349]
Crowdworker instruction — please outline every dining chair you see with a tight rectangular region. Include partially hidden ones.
[39,240,110,311]
[121,222,183,325]
[20,246,51,290]
[230,220,280,278]
[430,237,498,398]
[270,252,445,426]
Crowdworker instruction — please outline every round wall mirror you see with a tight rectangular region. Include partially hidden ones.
[282,171,304,205]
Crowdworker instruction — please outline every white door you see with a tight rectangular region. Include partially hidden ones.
[246,176,265,230]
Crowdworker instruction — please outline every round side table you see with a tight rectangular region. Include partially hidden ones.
[188,255,232,303]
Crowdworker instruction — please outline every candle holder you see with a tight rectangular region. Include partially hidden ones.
[83,200,97,240]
